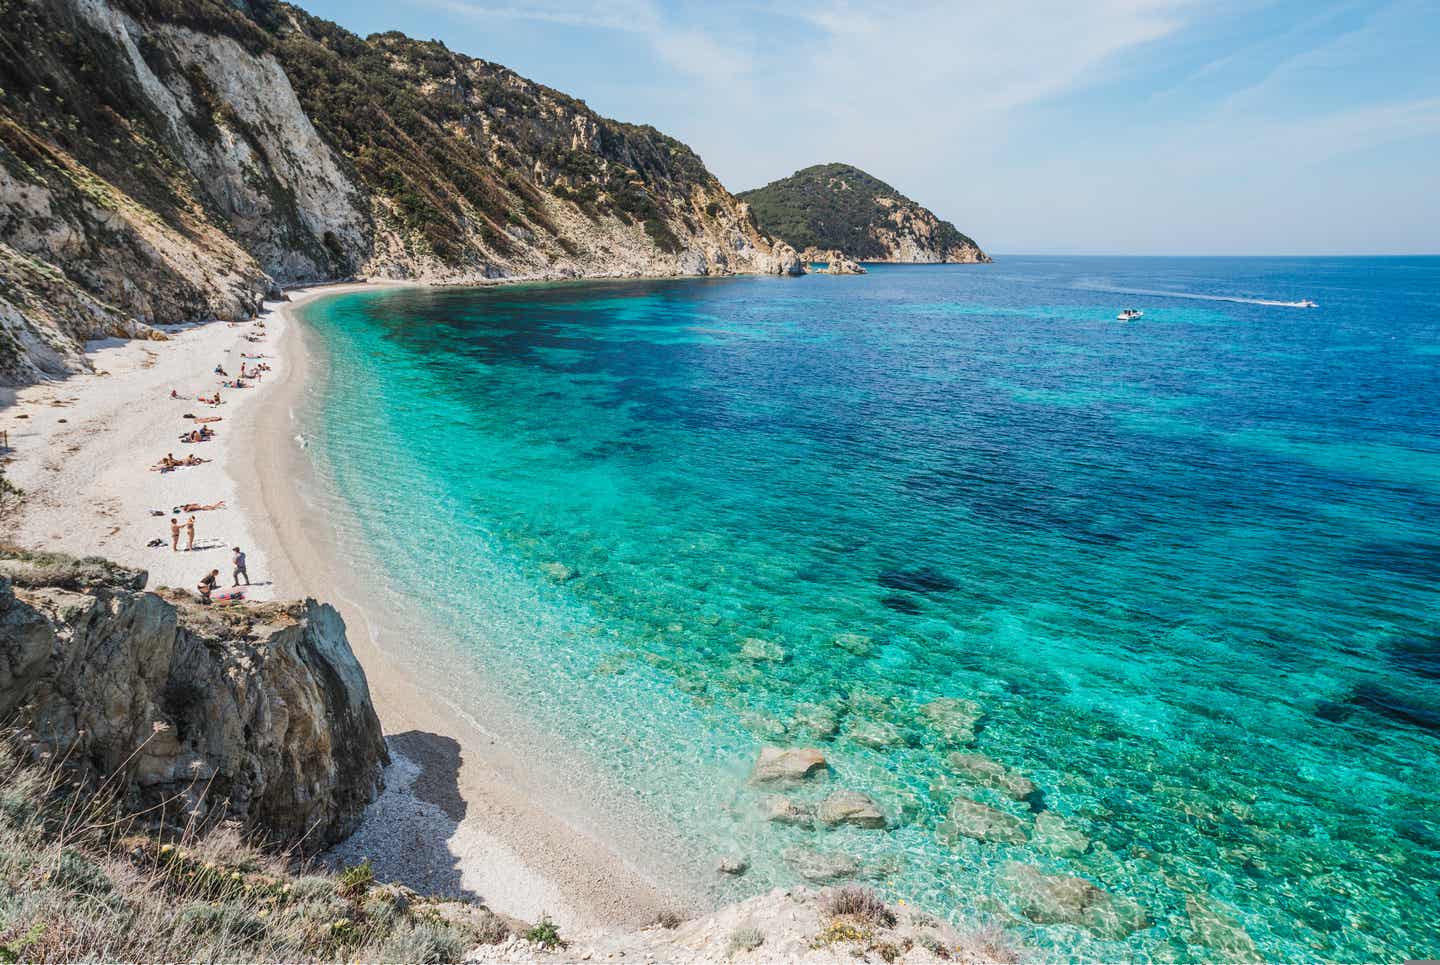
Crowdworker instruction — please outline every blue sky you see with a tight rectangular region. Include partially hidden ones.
[298,0,1439,254]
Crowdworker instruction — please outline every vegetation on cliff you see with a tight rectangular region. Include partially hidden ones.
[738,163,988,263]
[0,0,793,384]
[0,741,511,962]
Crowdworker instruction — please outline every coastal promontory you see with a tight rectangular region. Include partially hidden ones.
[738,163,990,264]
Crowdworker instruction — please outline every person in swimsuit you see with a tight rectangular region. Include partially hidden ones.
[232,547,249,586]
[197,569,219,603]
[170,517,180,552]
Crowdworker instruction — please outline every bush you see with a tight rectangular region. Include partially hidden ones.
[524,914,565,950]
[471,910,510,945]
[727,926,764,955]
[650,908,685,929]
[377,920,466,964]
[823,886,896,928]
[337,858,374,897]
[916,931,950,958]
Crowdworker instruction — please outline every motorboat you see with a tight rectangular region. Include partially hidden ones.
[1117,308,1143,321]
[1297,300,1318,308]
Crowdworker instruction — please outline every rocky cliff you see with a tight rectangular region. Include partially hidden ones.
[0,547,387,849]
[0,0,800,385]
[739,163,989,264]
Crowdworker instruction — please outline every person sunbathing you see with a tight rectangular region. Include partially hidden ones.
[154,453,180,471]
[173,501,226,512]
[182,454,207,466]
[214,364,228,376]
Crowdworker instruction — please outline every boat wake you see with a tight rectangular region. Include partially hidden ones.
[1078,282,1317,308]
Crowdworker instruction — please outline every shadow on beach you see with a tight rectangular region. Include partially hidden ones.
[323,730,477,902]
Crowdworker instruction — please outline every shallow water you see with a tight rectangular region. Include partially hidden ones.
[299,257,1440,961]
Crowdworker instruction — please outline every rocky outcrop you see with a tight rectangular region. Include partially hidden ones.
[806,249,867,275]
[0,0,800,386]
[0,548,386,849]
[739,163,989,264]
[467,886,1023,962]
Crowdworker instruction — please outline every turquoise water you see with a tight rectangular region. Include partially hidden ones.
[300,257,1440,961]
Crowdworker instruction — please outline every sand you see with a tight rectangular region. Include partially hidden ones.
[1,282,698,929]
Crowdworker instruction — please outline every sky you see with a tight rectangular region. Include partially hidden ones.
[296,0,1439,255]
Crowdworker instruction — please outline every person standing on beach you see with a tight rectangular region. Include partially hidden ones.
[232,546,249,586]
[170,517,180,552]
[185,515,196,551]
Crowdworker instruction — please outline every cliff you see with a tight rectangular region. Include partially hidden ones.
[0,546,387,848]
[738,163,989,264]
[0,0,800,385]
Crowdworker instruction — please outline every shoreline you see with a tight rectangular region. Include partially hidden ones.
[1,280,701,929]
[213,285,715,927]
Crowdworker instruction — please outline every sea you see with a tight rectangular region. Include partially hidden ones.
[295,256,1440,961]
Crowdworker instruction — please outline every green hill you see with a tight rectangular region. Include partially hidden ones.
[738,163,989,263]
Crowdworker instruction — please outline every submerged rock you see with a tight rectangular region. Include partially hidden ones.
[918,697,983,746]
[740,637,787,662]
[760,795,816,827]
[751,746,828,784]
[846,719,908,749]
[717,856,750,876]
[880,594,920,614]
[944,798,1028,845]
[877,566,959,594]
[832,632,874,656]
[948,753,1037,801]
[816,791,887,829]
[1185,896,1261,961]
[790,701,840,738]
[1031,812,1090,857]
[541,561,578,582]
[782,847,860,882]
[1000,863,1150,939]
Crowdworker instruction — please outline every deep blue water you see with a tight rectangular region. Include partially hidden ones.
[299,257,1440,961]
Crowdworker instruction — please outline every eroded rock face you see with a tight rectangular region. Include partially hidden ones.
[0,550,387,850]
[751,746,828,783]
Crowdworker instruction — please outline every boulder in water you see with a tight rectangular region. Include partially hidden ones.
[816,790,888,829]
[919,697,982,746]
[877,566,959,594]
[846,718,907,749]
[782,847,860,882]
[1000,863,1150,939]
[740,637,787,662]
[833,632,874,656]
[945,798,1028,845]
[791,701,840,738]
[760,795,816,827]
[541,561,578,582]
[1184,896,1261,962]
[717,856,750,876]
[1032,812,1090,857]
[948,753,1037,801]
[750,746,828,784]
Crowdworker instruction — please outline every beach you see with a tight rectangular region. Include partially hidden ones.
[0,282,694,930]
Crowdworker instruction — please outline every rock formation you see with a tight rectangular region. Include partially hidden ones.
[0,547,387,849]
[0,0,800,385]
[739,163,990,264]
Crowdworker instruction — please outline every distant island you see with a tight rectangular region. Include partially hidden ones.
[738,163,990,264]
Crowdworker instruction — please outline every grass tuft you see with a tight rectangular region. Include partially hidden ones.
[823,886,897,928]
[727,926,764,956]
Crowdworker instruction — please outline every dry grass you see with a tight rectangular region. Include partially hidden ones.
[823,886,898,928]
[0,741,508,963]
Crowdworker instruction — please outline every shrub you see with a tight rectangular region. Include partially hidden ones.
[337,858,374,897]
[524,914,565,950]
[289,875,337,900]
[650,908,685,929]
[377,920,466,964]
[727,926,764,955]
[472,910,510,945]
[823,886,896,928]
[916,931,950,958]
